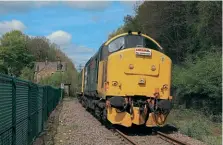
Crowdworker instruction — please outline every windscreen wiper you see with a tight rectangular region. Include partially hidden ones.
[119,44,124,50]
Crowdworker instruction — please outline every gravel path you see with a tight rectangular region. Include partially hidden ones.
[54,98,124,145]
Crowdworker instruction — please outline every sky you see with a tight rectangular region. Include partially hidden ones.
[0,1,141,68]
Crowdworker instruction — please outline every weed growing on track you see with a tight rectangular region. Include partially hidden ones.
[167,109,222,145]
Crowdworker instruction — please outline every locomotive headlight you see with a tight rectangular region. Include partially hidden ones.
[138,78,146,84]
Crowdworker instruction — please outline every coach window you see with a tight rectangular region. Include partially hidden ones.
[108,36,125,53]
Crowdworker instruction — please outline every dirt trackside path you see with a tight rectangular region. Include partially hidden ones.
[53,97,124,145]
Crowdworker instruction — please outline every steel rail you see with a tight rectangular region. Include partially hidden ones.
[156,131,190,145]
[112,129,139,145]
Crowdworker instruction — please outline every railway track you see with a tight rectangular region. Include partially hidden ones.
[156,131,189,145]
[112,128,190,145]
[111,129,139,145]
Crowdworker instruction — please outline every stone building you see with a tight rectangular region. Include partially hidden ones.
[34,58,67,83]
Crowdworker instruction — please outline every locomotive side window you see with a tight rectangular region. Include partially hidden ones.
[108,36,125,53]
[144,37,160,51]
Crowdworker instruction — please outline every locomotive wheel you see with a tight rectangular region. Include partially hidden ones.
[95,105,102,121]
[101,108,106,123]
[86,103,90,111]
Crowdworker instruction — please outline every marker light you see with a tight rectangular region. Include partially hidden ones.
[151,65,156,71]
[129,64,134,69]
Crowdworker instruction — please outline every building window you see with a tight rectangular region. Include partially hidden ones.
[57,63,63,71]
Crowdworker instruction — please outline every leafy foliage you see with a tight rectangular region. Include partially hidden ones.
[39,72,63,87]
[110,1,222,63]
[0,30,34,76]
[173,51,222,99]
[172,51,222,114]
[27,36,55,61]
[19,67,34,81]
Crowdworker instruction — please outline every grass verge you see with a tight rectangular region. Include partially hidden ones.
[167,108,222,145]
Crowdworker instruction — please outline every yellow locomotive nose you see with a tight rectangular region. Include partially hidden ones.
[106,48,171,99]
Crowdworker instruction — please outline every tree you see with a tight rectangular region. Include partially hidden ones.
[0,59,8,74]
[0,30,34,76]
[27,36,52,61]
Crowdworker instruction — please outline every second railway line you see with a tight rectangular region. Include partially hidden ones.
[111,127,190,145]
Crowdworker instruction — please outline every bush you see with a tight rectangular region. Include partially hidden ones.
[39,72,64,88]
[19,67,34,81]
[172,51,222,115]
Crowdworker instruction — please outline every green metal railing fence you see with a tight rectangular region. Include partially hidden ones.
[0,74,63,145]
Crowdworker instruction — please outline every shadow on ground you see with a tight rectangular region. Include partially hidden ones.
[114,124,178,136]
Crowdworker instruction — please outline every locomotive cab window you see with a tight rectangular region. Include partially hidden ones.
[108,36,125,52]
[125,35,160,51]
[107,34,162,53]
[125,35,143,48]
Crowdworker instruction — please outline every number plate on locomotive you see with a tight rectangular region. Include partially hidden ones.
[135,48,152,56]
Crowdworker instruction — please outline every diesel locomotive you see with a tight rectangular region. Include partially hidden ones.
[78,31,173,127]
